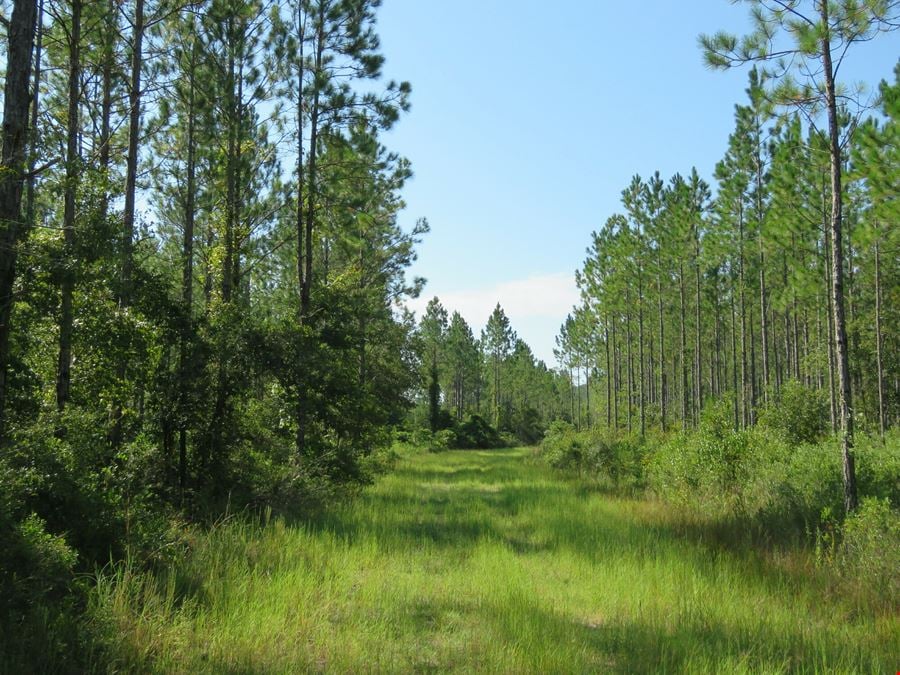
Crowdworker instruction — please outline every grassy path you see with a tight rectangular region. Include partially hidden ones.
[101,448,898,673]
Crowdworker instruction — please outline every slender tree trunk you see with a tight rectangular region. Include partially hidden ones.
[816,301,824,392]
[295,3,306,304]
[739,215,748,428]
[714,288,722,397]
[24,0,42,239]
[874,232,885,437]
[820,4,857,511]
[576,367,582,430]
[232,60,244,298]
[759,244,769,402]
[824,230,837,431]
[605,321,611,430]
[648,331,655,405]
[111,0,145,447]
[0,0,39,440]
[98,0,114,215]
[585,363,591,428]
[301,11,325,320]
[772,305,781,391]
[679,262,688,430]
[179,37,198,499]
[782,255,791,386]
[748,291,757,424]
[56,0,82,418]
[209,16,239,470]
[756,129,769,403]
[625,300,633,434]
[694,224,702,423]
[293,6,307,455]
[638,264,645,436]
[656,261,666,432]
[612,319,619,429]
[730,288,739,431]
[222,19,236,304]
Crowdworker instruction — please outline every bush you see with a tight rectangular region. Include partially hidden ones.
[839,498,900,609]
[508,406,544,445]
[540,420,583,469]
[540,421,647,488]
[646,420,790,519]
[584,434,646,488]
[758,380,828,445]
[855,430,900,506]
[429,429,456,452]
[453,414,504,449]
[776,438,844,528]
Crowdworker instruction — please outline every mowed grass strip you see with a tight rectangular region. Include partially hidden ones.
[94,448,899,673]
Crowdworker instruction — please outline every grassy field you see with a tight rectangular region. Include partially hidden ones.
[93,447,898,673]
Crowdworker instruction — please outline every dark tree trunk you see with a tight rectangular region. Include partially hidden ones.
[738,202,752,427]
[625,297,633,434]
[824,230,837,431]
[679,262,688,430]
[638,262,645,436]
[694,223,702,424]
[612,319,619,429]
[56,0,82,418]
[605,321,611,429]
[111,0,145,447]
[656,261,666,431]
[0,0,39,440]
[820,2,856,511]
[98,0,114,215]
[874,232,885,437]
[179,36,199,499]
[301,8,325,320]
[730,288,739,431]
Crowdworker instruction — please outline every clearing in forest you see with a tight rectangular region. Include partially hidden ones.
[101,448,898,673]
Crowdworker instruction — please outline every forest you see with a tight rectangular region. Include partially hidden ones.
[0,0,897,671]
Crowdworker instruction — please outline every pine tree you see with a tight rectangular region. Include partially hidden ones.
[701,0,900,512]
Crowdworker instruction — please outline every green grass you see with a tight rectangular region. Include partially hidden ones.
[92,448,898,673]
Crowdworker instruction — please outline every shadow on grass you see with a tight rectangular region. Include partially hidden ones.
[395,593,890,673]
[309,450,852,624]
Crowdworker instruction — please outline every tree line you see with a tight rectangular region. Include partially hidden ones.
[557,1,898,514]
[0,0,434,575]
[415,298,570,447]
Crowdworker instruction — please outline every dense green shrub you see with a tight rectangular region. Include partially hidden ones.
[758,380,829,445]
[453,414,505,449]
[540,421,583,469]
[540,421,646,488]
[839,497,900,609]
[855,430,900,506]
[644,410,899,535]
[507,406,545,445]
[429,429,456,452]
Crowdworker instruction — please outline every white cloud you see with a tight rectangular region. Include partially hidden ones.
[407,272,579,365]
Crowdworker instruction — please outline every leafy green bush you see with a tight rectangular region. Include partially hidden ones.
[540,420,583,469]
[540,422,647,488]
[508,406,544,445]
[429,429,456,452]
[453,414,505,449]
[839,498,900,609]
[758,380,828,445]
[646,413,898,534]
[855,430,900,506]
[583,434,646,488]
[775,438,844,528]
[646,419,790,519]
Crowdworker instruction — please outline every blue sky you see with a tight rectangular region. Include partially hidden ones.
[375,1,899,365]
